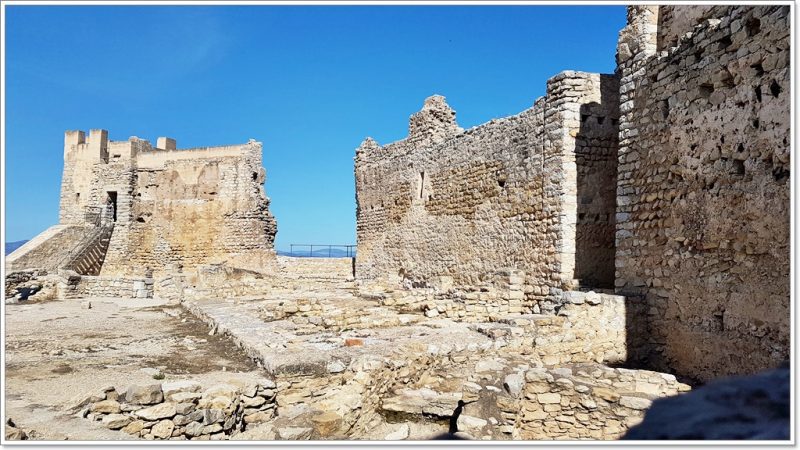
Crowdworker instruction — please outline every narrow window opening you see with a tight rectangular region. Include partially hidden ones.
[418,171,425,199]
[754,85,763,102]
[769,79,782,98]
[772,167,789,182]
[699,83,714,99]
[732,160,745,176]
[106,191,118,222]
[745,17,761,37]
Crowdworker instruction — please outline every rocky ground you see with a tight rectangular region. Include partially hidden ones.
[4,296,262,440]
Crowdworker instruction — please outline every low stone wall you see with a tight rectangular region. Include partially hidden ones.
[369,269,539,321]
[277,256,354,281]
[61,275,154,299]
[74,379,277,440]
[515,364,690,439]
[366,286,627,366]
[550,291,627,365]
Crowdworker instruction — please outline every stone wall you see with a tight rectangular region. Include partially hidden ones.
[104,140,278,277]
[277,256,354,282]
[615,5,790,381]
[74,379,277,440]
[655,5,716,51]
[514,364,689,440]
[6,225,92,272]
[46,132,279,280]
[355,72,619,312]
[60,275,154,299]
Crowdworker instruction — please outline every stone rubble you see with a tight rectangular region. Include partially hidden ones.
[78,378,277,440]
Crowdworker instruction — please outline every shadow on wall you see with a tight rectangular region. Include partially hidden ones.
[573,74,619,290]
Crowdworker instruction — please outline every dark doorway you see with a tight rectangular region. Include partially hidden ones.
[107,191,118,222]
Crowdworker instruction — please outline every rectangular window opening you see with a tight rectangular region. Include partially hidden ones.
[107,191,118,222]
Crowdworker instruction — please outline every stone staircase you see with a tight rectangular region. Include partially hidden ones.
[62,224,114,276]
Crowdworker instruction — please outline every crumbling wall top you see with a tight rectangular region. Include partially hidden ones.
[407,95,463,146]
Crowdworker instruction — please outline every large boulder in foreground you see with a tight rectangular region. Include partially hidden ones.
[622,365,789,440]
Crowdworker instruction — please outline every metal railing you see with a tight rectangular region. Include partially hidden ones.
[54,206,113,272]
[56,223,114,272]
[288,244,356,258]
[84,206,103,227]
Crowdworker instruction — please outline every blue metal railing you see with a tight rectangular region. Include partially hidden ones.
[288,244,356,258]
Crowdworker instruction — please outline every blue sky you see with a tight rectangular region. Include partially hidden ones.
[4,5,625,250]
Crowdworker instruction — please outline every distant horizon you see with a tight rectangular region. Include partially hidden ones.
[4,5,625,246]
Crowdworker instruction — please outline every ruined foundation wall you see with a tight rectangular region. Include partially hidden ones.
[60,275,155,300]
[615,5,790,381]
[356,73,619,309]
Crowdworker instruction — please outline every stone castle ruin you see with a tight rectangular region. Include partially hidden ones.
[356,4,789,384]
[4,4,790,442]
[7,132,279,298]
[355,72,620,310]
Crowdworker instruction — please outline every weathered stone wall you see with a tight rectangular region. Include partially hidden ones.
[277,256,354,281]
[656,5,716,51]
[54,131,278,280]
[355,72,619,312]
[615,5,790,381]
[6,225,92,272]
[60,275,155,300]
[515,364,689,440]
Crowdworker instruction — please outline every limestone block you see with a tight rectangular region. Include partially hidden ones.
[135,403,177,421]
[126,384,164,405]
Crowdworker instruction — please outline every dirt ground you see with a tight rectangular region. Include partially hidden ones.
[4,297,263,441]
